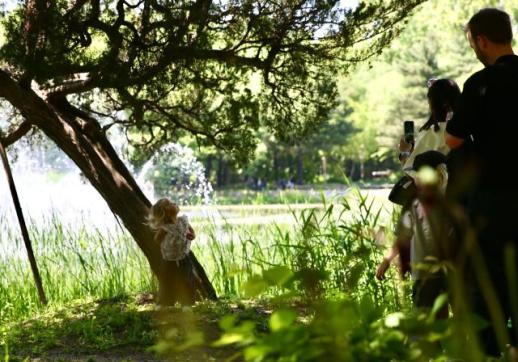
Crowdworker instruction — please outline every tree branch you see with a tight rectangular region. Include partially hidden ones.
[64,0,89,18]
[0,120,33,148]
[47,76,98,97]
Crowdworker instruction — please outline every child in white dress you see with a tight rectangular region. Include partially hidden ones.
[149,198,195,263]
[377,151,455,318]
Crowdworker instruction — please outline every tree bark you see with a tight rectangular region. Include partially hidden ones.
[216,155,230,187]
[205,155,213,181]
[273,150,280,182]
[0,71,216,305]
[296,148,304,185]
[349,160,357,181]
[321,155,327,181]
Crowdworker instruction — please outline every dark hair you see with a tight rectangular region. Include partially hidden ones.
[421,79,461,132]
[467,8,513,44]
[412,150,447,171]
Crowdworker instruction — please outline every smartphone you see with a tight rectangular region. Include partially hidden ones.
[404,120,414,144]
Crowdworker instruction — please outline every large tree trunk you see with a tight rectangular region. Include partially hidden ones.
[0,71,216,305]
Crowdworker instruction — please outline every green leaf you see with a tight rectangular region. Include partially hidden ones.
[244,345,272,360]
[243,275,269,298]
[212,332,246,347]
[385,312,404,328]
[175,331,205,351]
[219,315,237,331]
[346,263,365,290]
[149,340,170,354]
[269,309,297,332]
[262,266,294,287]
[429,293,448,322]
[213,321,256,347]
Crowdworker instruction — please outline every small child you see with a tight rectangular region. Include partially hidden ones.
[148,198,196,263]
[377,151,453,316]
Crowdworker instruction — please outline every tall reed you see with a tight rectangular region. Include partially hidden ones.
[1,189,399,325]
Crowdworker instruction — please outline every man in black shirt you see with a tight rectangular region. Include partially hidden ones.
[446,8,518,357]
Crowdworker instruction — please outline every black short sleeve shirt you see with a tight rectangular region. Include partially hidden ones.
[446,55,518,189]
[446,73,485,139]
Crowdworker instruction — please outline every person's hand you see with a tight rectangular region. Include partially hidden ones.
[399,137,413,152]
[186,226,196,241]
[376,258,391,280]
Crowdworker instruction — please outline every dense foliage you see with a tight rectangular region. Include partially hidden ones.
[193,0,518,186]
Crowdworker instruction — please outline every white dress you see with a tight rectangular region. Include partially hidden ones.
[403,122,449,177]
[399,200,439,280]
[159,215,191,261]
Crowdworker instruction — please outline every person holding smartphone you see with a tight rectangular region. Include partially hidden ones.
[382,79,462,284]
[389,79,461,208]
[399,79,461,177]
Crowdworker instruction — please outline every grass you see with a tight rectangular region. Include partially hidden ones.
[213,188,329,205]
[0,213,154,327]
[188,188,396,299]
[0,187,416,361]
[211,180,394,205]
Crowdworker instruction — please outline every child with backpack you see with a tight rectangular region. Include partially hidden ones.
[377,151,457,316]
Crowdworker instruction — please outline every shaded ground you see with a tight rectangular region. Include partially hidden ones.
[28,348,164,362]
[1,294,273,362]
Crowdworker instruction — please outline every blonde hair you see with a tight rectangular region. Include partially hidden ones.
[436,163,448,194]
[415,164,449,194]
[148,198,178,229]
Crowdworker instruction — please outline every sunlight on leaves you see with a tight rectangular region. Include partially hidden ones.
[385,312,404,328]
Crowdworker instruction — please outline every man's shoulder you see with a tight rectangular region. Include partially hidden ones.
[495,54,518,67]
[492,55,518,78]
[464,68,488,89]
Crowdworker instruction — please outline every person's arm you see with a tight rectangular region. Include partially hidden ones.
[445,132,464,149]
[376,244,399,280]
[399,137,414,153]
[154,229,166,245]
[445,75,479,149]
[398,137,413,165]
[376,210,413,280]
[402,130,429,171]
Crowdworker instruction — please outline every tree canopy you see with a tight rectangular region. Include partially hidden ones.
[1,0,426,162]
